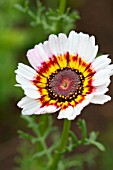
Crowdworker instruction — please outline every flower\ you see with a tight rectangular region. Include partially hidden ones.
[15,31,113,120]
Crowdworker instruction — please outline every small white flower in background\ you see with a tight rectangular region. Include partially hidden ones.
[15,31,113,120]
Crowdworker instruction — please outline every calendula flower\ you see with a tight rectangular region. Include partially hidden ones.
[15,31,113,120]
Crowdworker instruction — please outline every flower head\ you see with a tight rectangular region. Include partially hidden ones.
[15,31,113,120]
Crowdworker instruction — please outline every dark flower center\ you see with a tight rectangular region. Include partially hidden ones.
[46,68,85,102]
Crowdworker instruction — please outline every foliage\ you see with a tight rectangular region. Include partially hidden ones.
[15,116,105,170]
[15,0,80,34]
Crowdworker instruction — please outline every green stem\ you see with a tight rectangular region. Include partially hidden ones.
[59,0,67,14]
[55,0,67,33]
[49,119,71,170]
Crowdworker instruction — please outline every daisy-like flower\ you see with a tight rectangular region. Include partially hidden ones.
[15,31,113,120]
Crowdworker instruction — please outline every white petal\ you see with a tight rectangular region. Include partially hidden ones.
[93,69,111,86]
[68,31,98,63]
[67,107,80,120]
[43,41,52,58]
[67,94,94,120]
[17,96,33,108]
[106,64,113,76]
[35,105,60,115]
[35,43,49,61]
[77,32,89,58]
[58,33,68,54]
[94,85,108,95]
[15,63,36,80]
[27,49,42,70]
[68,31,79,55]
[91,55,111,71]
[18,96,41,115]
[58,94,93,120]
[89,35,95,45]
[16,75,32,86]
[27,43,50,70]
[15,64,40,99]
[91,95,111,104]
[85,45,98,63]
[48,34,60,56]
[23,86,41,99]
[58,106,74,119]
